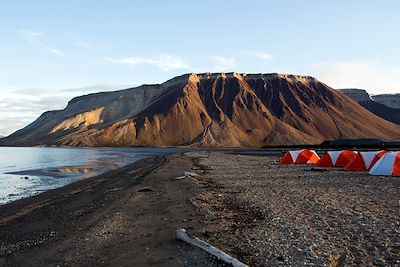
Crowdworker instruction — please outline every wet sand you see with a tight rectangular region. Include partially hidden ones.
[1,151,399,266]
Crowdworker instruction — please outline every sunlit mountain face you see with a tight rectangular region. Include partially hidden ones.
[1,73,399,147]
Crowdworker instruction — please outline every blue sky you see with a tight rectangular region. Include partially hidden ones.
[1,0,400,135]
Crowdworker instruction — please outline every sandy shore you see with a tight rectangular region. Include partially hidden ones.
[1,151,399,266]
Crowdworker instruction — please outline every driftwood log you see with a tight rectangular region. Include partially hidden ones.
[176,228,248,267]
[172,171,199,181]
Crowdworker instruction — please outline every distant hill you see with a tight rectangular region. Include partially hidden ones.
[339,89,400,125]
[1,73,399,147]
[372,94,400,109]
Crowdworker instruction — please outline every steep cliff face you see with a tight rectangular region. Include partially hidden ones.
[340,89,400,125]
[338,89,371,103]
[1,73,400,147]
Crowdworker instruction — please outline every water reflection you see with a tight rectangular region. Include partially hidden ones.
[0,147,189,204]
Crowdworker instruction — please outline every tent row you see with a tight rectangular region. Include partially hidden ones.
[279,149,400,176]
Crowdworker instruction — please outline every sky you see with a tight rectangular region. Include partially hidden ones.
[1,0,400,136]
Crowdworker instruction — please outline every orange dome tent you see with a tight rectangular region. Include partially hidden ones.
[317,150,358,167]
[344,150,387,171]
[369,152,400,176]
[279,149,320,165]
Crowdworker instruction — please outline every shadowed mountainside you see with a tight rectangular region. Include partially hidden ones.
[339,89,400,125]
[1,73,400,147]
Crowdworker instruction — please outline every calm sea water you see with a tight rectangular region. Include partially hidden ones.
[0,147,188,204]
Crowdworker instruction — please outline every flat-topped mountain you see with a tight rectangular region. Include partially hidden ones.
[1,73,399,147]
[340,89,400,125]
[372,94,400,109]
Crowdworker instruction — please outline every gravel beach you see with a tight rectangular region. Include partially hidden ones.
[0,151,399,266]
[190,152,400,266]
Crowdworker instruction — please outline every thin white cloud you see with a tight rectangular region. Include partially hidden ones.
[210,56,236,71]
[312,60,400,94]
[46,47,65,57]
[105,54,189,72]
[236,49,273,60]
[19,30,66,57]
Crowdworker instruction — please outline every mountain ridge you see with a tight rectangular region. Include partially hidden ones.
[339,88,400,125]
[1,73,399,147]
[372,93,400,109]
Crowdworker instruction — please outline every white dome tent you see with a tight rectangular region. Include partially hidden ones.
[369,151,400,176]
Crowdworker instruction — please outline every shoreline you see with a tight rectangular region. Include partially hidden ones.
[0,153,224,266]
[0,146,193,205]
[0,155,165,219]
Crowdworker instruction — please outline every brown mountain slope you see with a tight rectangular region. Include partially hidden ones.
[1,73,399,147]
